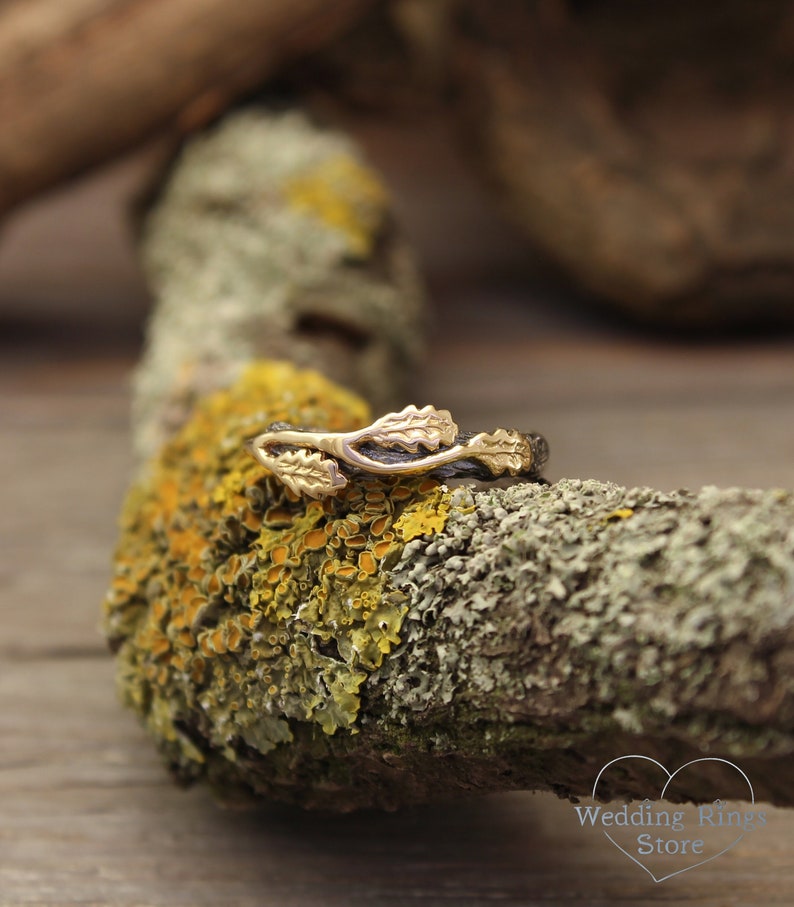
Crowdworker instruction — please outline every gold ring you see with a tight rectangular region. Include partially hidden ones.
[245,405,548,499]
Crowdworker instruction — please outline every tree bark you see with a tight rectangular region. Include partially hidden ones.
[0,0,371,217]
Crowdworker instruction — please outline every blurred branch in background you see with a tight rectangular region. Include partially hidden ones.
[0,0,371,217]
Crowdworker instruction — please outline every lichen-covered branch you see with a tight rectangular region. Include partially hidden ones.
[369,478,794,809]
[107,98,794,813]
[134,107,425,461]
[105,362,794,811]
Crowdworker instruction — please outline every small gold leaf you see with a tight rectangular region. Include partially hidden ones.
[363,405,458,452]
[467,429,533,476]
[268,450,347,499]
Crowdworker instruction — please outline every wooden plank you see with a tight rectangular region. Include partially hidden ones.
[0,357,133,655]
[424,290,794,491]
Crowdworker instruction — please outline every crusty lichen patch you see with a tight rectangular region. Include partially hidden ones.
[378,479,794,756]
[133,108,426,462]
[393,485,451,541]
[104,361,452,778]
[284,154,390,258]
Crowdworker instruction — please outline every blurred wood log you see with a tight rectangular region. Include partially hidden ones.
[450,0,794,327]
[0,0,372,217]
[286,0,454,113]
[285,0,794,327]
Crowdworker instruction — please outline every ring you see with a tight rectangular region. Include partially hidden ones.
[245,405,548,499]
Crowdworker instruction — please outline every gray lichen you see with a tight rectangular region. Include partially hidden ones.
[374,480,794,754]
[133,106,425,461]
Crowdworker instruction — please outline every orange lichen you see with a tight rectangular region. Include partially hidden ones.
[104,361,453,772]
[303,528,327,550]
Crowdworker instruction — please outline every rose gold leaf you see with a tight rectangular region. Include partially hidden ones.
[269,450,347,499]
[467,429,533,476]
[363,405,458,452]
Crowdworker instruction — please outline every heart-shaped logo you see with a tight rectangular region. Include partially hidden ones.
[578,755,760,883]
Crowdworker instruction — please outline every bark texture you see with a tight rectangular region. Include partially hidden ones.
[0,0,371,217]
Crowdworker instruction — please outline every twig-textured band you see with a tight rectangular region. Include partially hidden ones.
[246,404,549,498]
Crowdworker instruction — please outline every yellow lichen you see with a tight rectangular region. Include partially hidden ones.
[104,361,452,774]
[284,155,389,258]
[393,485,452,541]
[604,507,635,522]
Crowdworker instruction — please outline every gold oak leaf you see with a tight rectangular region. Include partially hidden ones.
[268,449,348,499]
[467,429,533,476]
[363,405,458,452]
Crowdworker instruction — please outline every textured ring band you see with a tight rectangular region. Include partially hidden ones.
[245,404,549,499]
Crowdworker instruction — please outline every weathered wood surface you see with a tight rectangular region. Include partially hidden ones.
[2,133,794,903]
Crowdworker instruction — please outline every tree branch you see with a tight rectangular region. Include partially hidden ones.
[0,0,371,217]
[106,102,794,812]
